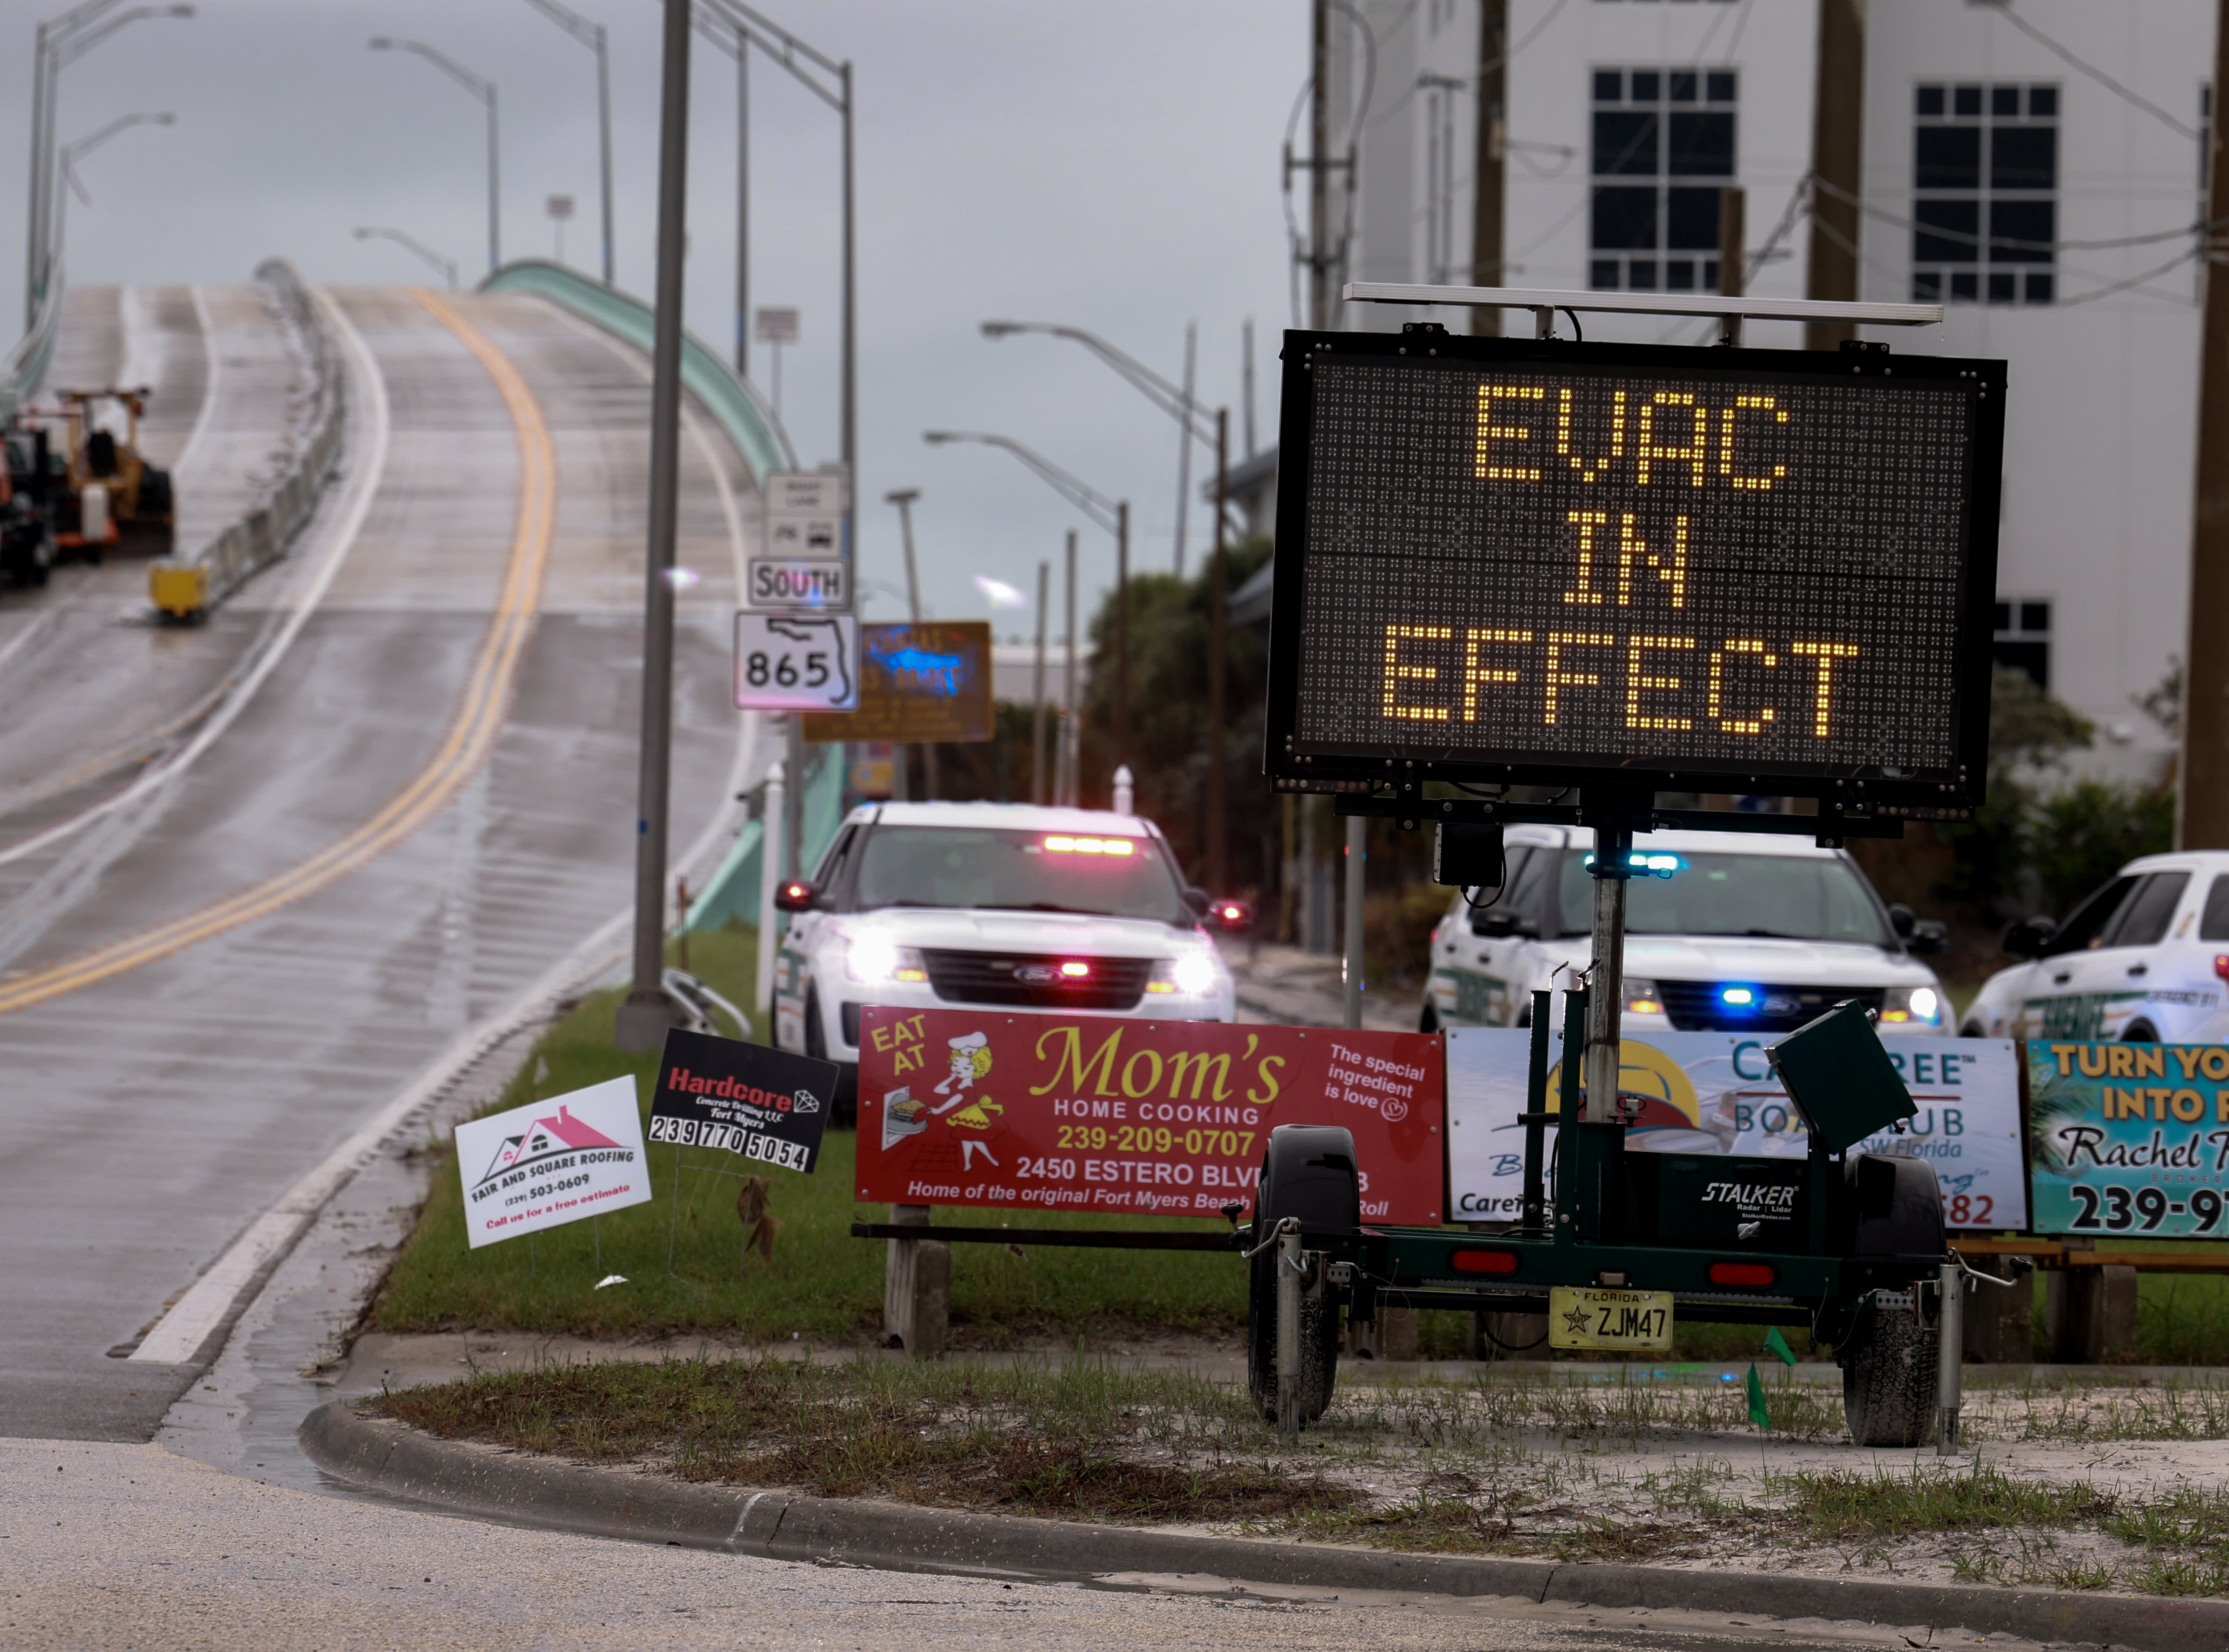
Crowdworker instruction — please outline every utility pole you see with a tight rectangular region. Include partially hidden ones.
[886,487,935,801]
[1805,0,1864,350]
[614,0,692,1052]
[735,44,749,374]
[1310,0,1332,332]
[1173,321,1196,578]
[1719,186,1746,301]
[1470,0,1507,338]
[2179,0,2229,846]
[1062,529,1078,807]
[1031,560,1049,805]
[1115,500,1131,770]
[1242,319,1257,456]
[1207,408,1229,895]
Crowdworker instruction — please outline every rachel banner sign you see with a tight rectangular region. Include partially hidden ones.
[2029,1041,2229,1238]
[854,1009,1445,1224]
[1266,332,2006,808]
[453,1077,652,1248]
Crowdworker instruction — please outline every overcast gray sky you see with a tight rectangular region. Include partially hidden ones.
[5,0,1307,631]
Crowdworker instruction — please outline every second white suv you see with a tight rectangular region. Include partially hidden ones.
[1964,851,2229,1041]
[1422,825,1950,1038]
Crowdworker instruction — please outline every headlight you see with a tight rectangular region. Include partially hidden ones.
[1148,950,1223,997]
[1881,986,1941,1026]
[846,935,928,984]
[1623,977,1665,1015]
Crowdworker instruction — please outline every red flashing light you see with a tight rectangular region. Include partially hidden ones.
[2214,955,2229,984]
[1059,960,1091,979]
[1450,1249,1519,1275]
[1708,1261,1777,1288]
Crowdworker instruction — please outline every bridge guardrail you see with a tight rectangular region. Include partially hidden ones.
[149,258,344,617]
[477,259,796,485]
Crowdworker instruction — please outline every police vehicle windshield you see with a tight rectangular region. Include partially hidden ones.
[1551,850,1891,946]
[852,826,1191,923]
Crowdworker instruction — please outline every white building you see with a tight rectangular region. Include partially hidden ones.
[1314,0,2209,780]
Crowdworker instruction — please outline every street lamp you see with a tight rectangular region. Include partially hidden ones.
[883,486,935,802]
[53,111,173,258]
[518,0,614,287]
[354,226,457,292]
[369,36,500,275]
[693,0,854,496]
[979,317,1223,575]
[25,1,194,329]
[922,428,1131,779]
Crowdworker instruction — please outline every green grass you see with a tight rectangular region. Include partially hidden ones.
[370,1354,1352,1523]
[369,920,1247,1347]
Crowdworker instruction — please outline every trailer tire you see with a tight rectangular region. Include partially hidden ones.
[1244,1125,1356,1425]
[1840,1300,1937,1447]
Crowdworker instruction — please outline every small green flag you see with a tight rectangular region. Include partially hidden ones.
[1746,1361,1770,1429]
[1763,1325,1797,1367]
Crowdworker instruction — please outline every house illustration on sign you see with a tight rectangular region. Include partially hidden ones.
[477,1104,622,1189]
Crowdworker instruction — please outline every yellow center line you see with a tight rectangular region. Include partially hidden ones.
[0,288,558,1018]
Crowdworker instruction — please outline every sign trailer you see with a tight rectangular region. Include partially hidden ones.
[1239,285,2001,1448]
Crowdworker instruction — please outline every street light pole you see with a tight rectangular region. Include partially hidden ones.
[54,111,174,259]
[885,487,936,801]
[1207,408,1228,895]
[922,426,1128,785]
[26,1,194,330]
[697,0,855,497]
[369,37,500,275]
[614,0,694,1053]
[354,225,458,292]
[519,0,614,287]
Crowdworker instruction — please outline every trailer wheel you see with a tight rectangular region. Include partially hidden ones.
[1840,1299,1937,1447]
[1244,1124,1356,1425]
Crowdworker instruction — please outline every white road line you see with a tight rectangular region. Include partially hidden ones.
[0,286,390,870]
[167,284,222,484]
[133,298,765,1368]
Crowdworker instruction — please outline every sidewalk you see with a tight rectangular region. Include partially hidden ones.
[1218,937,1419,1033]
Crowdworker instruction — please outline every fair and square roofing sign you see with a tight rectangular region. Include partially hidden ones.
[454,1076,652,1248]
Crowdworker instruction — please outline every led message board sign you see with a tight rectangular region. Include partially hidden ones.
[1266,332,2005,810]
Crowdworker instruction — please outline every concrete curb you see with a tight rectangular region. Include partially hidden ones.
[301,1401,2229,1649]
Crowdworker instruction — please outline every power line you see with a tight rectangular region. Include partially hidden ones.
[1983,3,2199,142]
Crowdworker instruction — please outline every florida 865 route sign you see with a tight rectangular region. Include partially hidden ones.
[733,612,860,712]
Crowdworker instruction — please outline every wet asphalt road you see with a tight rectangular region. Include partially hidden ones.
[0,286,756,1442]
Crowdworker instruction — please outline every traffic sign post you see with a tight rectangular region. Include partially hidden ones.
[1241,288,1991,1446]
[733,613,860,712]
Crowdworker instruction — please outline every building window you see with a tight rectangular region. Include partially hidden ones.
[1993,598,2051,688]
[1590,66,1737,292]
[1912,82,2057,304]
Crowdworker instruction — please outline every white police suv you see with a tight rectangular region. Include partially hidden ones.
[1963,850,2229,1041]
[1422,825,1951,1038]
[771,802,1237,1098]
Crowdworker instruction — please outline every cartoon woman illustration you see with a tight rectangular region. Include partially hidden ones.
[929,1031,1006,1171]
[929,1032,992,1113]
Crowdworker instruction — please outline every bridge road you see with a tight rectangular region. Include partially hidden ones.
[0,282,301,837]
[0,286,758,1441]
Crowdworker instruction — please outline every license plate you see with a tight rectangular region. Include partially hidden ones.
[1549,1286,1674,1351]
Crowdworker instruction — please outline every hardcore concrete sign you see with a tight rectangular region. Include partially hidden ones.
[453,1077,652,1248]
[854,1009,1445,1223]
[650,1027,838,1175]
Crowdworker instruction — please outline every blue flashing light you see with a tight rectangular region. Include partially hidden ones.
[1580,850,1687,879]
[1720,985,1758,1009]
